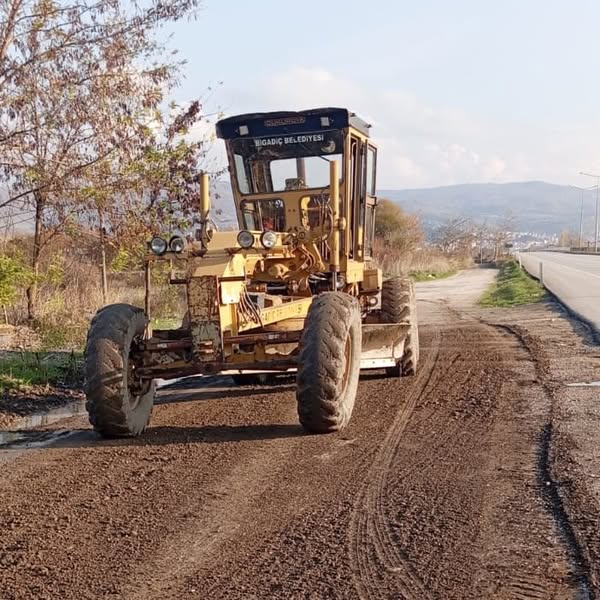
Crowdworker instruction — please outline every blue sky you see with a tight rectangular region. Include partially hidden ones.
[166,0,600,188]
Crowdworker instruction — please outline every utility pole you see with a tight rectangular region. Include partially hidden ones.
[580,172,600,252]
[579,187,584,248]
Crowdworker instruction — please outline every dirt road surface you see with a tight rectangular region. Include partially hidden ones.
[2,268,600,599]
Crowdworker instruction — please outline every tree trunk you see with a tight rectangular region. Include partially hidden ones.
[99,210,108,304]
[26,192,43,322]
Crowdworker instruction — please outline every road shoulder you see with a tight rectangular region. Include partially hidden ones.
[479,299,600,592]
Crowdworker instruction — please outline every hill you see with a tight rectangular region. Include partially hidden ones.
[379,181,587,235]
[215,179,586,235]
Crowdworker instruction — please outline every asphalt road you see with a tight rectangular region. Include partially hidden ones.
[520,251,600,332]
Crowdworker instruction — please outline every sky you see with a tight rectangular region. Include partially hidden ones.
[165,0,600,189]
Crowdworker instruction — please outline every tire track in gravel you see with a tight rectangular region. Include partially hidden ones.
[348,302,582,600]
[347,321,497,600]
[348,327,441,600]
[539,424,595,600]
[426,308,588,599]
[494,323,596,599]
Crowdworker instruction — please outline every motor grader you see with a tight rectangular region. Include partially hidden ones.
[84,107,419,437]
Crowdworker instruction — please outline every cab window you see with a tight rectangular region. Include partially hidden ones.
[240,198,285,231]
[366,146,377,196]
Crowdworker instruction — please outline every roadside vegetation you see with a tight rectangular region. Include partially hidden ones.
[409,269,458,282]
[0,0,205,404]
[0,0,206,355]
[479,260,546,307]
[0,352,82,395]
[374,199,473,280]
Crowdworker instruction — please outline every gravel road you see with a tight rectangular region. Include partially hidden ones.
[2,268,600,600]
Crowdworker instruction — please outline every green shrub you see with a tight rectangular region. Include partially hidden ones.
[0,253,33,318]
[44,255,65,286]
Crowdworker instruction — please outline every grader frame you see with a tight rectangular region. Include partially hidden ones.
[84,108,418,437]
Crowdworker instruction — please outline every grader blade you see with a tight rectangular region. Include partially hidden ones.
[360,323,410,369]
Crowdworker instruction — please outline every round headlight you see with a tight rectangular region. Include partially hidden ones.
[150,237,167,255]
[169,235,186,253]
[260,230,277,249]
[237,230,255,249]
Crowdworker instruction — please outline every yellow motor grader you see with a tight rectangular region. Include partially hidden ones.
[84,107,419,437]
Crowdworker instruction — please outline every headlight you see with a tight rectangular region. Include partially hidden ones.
[150,237,167,255]
[237,230,255,249]
[169,235,186,253]
[260,230,277,249]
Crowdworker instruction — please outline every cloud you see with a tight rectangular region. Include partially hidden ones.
[223,66,599,189]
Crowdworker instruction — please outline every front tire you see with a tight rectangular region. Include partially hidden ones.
[84,303,155,438]
[296,292,362,434]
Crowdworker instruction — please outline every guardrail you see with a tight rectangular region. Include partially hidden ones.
[517,251,600,338]
[521,247,600,255]
[569,247,600,254]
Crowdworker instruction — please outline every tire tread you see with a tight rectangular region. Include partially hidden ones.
[296,292,362,433]
[84,303,154,438]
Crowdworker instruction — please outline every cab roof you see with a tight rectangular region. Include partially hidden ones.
[216,107,371,140]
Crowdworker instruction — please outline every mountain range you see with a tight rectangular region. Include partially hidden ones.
[214,180,588,236]
[3,180,590,237]
[379,181,590,235]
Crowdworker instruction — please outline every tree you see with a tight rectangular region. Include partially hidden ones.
[559,229,578,248]
[80,98,227,273]
[0,0,201,319]
[375,198,424,253]
[433,217,475,256]
[490,211,516,260]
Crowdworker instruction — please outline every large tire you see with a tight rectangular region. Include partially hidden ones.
[84,303,155,438]
[296,292,362,434]
[381,277,419,376]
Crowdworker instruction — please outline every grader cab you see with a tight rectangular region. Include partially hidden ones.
[84,107,419,437]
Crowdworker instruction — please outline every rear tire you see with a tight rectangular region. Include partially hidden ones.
[296,292,362,434]
[381,277,419,377]
[85,304,155,438]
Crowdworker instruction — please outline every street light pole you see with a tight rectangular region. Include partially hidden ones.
[580,172,600,252]
[596,183,599,252]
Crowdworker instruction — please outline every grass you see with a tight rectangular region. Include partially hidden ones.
[479,260,547,307]
[409,269,458,282]
[0,351,82,394]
